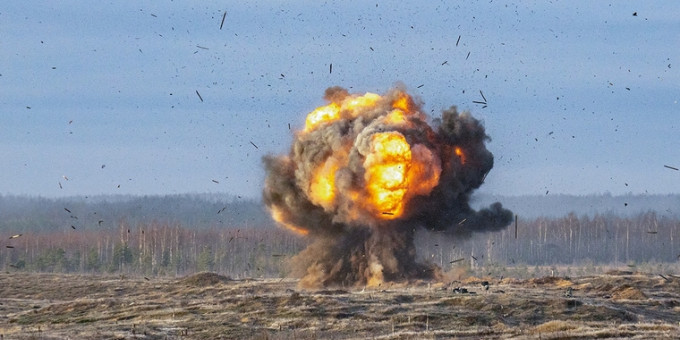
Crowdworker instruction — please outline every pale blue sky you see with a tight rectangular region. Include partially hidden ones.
[1,1,678,198]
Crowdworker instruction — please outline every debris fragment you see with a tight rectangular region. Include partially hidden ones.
[664,165,679,171]
[64,208,72,213]
[417,84,424,88]
[381,212,394,216]
[441,61,448,65]
[249,141,259,149]
[196,90,204,102]
[449,258,464,264]
[466,52,470,60]
[6,245,14,249]
[479,90,486,102]
[9,234,22,240]
[220,11,227,30]
[212,179,219,184]
[456,35,461,46]
[329,63,332,74]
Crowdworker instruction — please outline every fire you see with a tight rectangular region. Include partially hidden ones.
[363,132,441,219]
[302,90,442,220]
[392,92,412,112]
[305,103,340,132]
[309,159,338,210]
[364,132,410,218]
[455,147,466,164]
[271,207,309,236]
[262,85,513,288]
[304,92,381,132]
[344,92,381,113]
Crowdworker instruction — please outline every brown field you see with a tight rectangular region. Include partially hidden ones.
[1,271,679,339]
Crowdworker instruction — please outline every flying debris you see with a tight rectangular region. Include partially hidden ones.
[9,234,22,240]
[329,63,333,74]
[212,179,220,184]
[195,90,203,102]
[219,11,227,30]
[263,86,512,288]
[249,141,259,149]
[664,165,679,171]
[64,208,72,213]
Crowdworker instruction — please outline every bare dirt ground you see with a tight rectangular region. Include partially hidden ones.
[1,271,679,339]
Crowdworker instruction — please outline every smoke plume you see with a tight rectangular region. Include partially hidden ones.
[263,86,512,288]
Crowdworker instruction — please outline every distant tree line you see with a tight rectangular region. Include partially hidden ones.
[1,222,306,278]
[418,211,680,274]
[2,194,679,278]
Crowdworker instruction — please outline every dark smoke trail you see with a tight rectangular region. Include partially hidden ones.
[263,86,512,288]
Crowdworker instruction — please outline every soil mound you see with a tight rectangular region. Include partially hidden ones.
[180,272,232,286]
[530,276,572,287]
[611,284,647,300]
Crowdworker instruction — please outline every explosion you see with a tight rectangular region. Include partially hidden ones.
[263,86,512,288]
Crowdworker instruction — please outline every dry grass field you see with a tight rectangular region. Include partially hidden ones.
[1,271,679,339]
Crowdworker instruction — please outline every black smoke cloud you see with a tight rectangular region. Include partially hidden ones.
[263,86,512,287]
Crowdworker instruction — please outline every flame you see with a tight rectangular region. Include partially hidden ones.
[271,207,309,235]
[300,89,442,221]
[455,147,466,164]
[364,132,410,218]
[309,159,338,210]
[363,132,441,219]
[305,103,341,132]
[343,92,381,114]
[392,92,412,112]
[304,92,381,132]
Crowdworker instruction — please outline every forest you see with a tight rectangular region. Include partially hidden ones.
[1,193,679,279]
